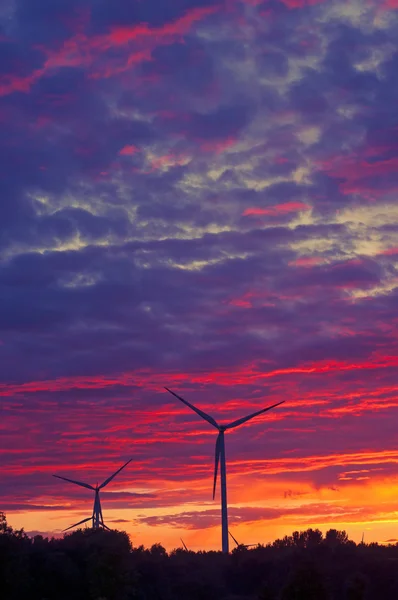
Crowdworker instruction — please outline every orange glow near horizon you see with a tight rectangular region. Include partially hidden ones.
[7,467,398,550]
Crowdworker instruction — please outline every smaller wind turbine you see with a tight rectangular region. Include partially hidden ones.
[229,530,257,550]
[53,458,132,532]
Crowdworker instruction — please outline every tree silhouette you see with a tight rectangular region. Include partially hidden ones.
[325,529,349,548]
[281,562,330,600]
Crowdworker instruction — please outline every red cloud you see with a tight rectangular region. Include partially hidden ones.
[288,256,326,267]
[0,6,219,97]
[89,49,154,79]
[1,354,398,398]
[200,137,236,154]
[318,133,398,196]
[119,144,139,156]
[324,157,398,182]
[381,247,398,256]
[108,6,218,46]
[243,201,311,216]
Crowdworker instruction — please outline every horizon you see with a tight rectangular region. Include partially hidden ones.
[1,0,398,553]
[5,510,395,551]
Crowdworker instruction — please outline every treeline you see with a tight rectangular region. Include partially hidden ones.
[1,512,398,599]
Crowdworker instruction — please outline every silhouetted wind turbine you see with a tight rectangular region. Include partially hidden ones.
[53,458,132,532]
[229,530,257,549]
[165,387,284,553]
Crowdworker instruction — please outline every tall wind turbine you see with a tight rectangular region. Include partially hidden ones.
[165,387,284,553]
[53,458,132,532]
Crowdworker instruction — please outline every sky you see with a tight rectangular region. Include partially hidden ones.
[1,0,398,552]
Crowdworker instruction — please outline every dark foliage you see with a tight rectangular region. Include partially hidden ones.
[1,513,398,600]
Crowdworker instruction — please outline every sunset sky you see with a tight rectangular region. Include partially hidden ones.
[1,0,398,552]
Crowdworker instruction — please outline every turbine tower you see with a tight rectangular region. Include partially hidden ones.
[53,458,132,532]
[165,387,284,553]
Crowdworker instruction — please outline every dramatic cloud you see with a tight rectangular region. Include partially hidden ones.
[1,0,398,549]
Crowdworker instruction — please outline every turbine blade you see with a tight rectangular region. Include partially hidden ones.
[165,387,219,428]
[63,516,92,532]
[212,433,222,500]
[228,530,240,547]
[225,401,285,430]
[164,387,218,429]
[99,458,133,489]
[53,475,94,491]
[180,538,188,551]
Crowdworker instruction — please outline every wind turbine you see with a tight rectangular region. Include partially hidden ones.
[165,387,284,553]
[229,530,257,550]
[53,458,132,532]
